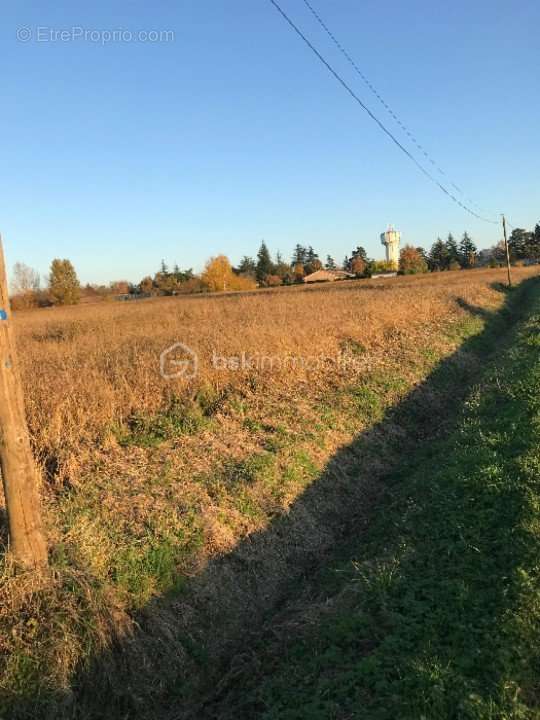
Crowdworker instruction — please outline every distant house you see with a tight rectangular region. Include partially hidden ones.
[303,269,354,283]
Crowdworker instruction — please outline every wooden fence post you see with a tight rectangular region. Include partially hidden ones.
[0,237,48,569]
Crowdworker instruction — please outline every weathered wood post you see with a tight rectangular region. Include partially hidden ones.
[0,236,48,569]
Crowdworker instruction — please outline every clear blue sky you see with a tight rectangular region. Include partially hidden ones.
[1,0,538,284]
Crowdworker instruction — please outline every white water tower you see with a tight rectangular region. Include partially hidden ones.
[380,225,401,270]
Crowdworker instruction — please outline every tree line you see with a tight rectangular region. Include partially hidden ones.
[10,222,540,307]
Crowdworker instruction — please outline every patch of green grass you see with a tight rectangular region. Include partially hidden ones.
[112,524,204,608]
[242,417,263,433]
[350,384,384,421]
[282,450,318,488]
[115,399,209,447]
[445,314,485,343]
[225,452,277,487]
[113,540,181,607]
[233,489,264,520]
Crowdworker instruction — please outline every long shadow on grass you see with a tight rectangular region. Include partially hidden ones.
[49,278,540,718]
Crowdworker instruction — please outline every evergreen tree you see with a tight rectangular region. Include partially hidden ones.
[525,224,540,260]
[508,228,533,261]
[49,259,81,305]
[445,233,459,265]
[351,246,368,262]
[291,244,308,267]
[458,232,477,268]
[529,224,540,260]
[428,238,449,271]
[237,256,256,277]
[256,241,274,282]
[304,247,321,275]
[176,266,194,283]
[325,255,337,270]
[509,229,525,260]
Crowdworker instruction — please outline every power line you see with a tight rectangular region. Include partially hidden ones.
[267,0,499,225]
[301,0,494,217]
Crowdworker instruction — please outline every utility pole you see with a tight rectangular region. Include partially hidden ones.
[502,214,512,288]
[0,237,48,569]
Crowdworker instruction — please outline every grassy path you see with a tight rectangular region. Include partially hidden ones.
[199,280,540,719]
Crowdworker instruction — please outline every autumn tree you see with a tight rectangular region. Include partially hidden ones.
[399,245,428,274]
[350,256,366,276]
[345,246,368,272]
[352,246,368,262]
[49,259,81,305]
[139,276,154,294]
[202,255,256,292]
[202,255,232,291]
[293,262,305,283]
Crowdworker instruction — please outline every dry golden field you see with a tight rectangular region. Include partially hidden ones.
[14,267,536,482]
[2,265,540,718]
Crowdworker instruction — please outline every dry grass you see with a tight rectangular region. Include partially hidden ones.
[1,266,539,717]
[13,267,534,481]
